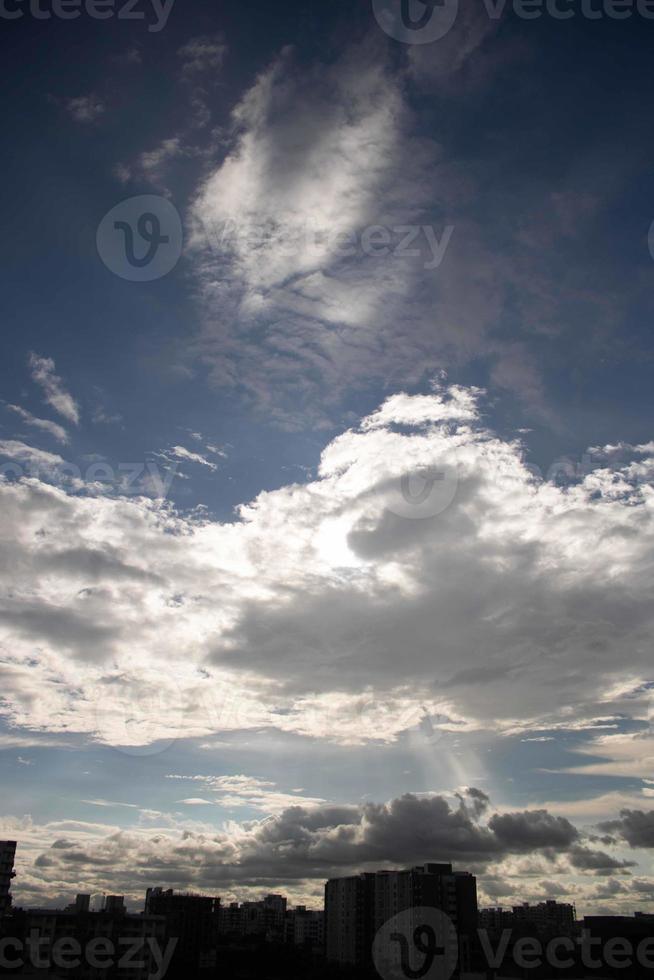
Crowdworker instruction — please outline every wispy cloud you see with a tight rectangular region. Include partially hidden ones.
[6,405,69,444]
[166,445,219,470]
[81,799,140,809]
[167,774,326,812]
[0,440,65,470]
[177,33,227,77]
[64,94,105,124]
[28,353,80,425]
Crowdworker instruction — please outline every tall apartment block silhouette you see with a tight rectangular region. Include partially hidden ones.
[325,863,478,968]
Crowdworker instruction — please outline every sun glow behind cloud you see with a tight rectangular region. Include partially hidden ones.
[0,384,653,765]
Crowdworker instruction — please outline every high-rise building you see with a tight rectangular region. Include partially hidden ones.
[64,894,91,913]
[0,841,16,918]
[144,888,221,975]
[325,863,477,969]
[103,894,126,914]
[325,871,376,967]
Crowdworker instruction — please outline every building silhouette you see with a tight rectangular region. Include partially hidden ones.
[64,894,91,914]
[285,905,325,948]
[325,862,478,969]
[5,838,654,980]
[480,900,576,939]
[144,887,221,975]
[512,900,576,937]
[0,842,16,919]
[4,898,166,979]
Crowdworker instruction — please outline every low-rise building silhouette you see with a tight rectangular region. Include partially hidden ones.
[285,905,325,948]
[512,900,576,937]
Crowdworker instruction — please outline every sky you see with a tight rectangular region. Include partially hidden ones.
[1,0,654,917]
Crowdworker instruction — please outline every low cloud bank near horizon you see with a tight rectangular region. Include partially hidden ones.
[3,787,652,913]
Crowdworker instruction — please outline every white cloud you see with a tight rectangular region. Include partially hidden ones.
[167,774,326,812]
[188,42,470,426]
[182,38,626,427]
[5,789,651,912]
[6,405,69,444]
[0,386,653,762]
[166,445,219,470]
[178,33,227,76]
[0,440,65,471]
[561,732,654,782]
[64,95,105,124]
[28,353,80,425]
[81,799,140,809]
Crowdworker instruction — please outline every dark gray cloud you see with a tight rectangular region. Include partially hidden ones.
[488,810,579,851]
[599,809,654,849]
[568,845,635,874]
[27,790,634,899]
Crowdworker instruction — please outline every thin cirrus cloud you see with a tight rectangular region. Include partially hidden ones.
[28,352,80,425]
[183,34,621,428]
[6,404,69,444]
[64,94,105,124]
[0,384,653,775]
[166,444,219,470]
[177,33,227,77]
[167,774,327,812]
[114,32,227,186]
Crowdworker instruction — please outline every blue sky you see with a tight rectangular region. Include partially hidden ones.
[1,0,654,915]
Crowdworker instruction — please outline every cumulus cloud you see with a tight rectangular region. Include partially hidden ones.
[28,353,80,425]
[488,810,579,851]
[0,385,653,758]
[0,440,65,475]
[599,810,654,849]
[5,788,648,909]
